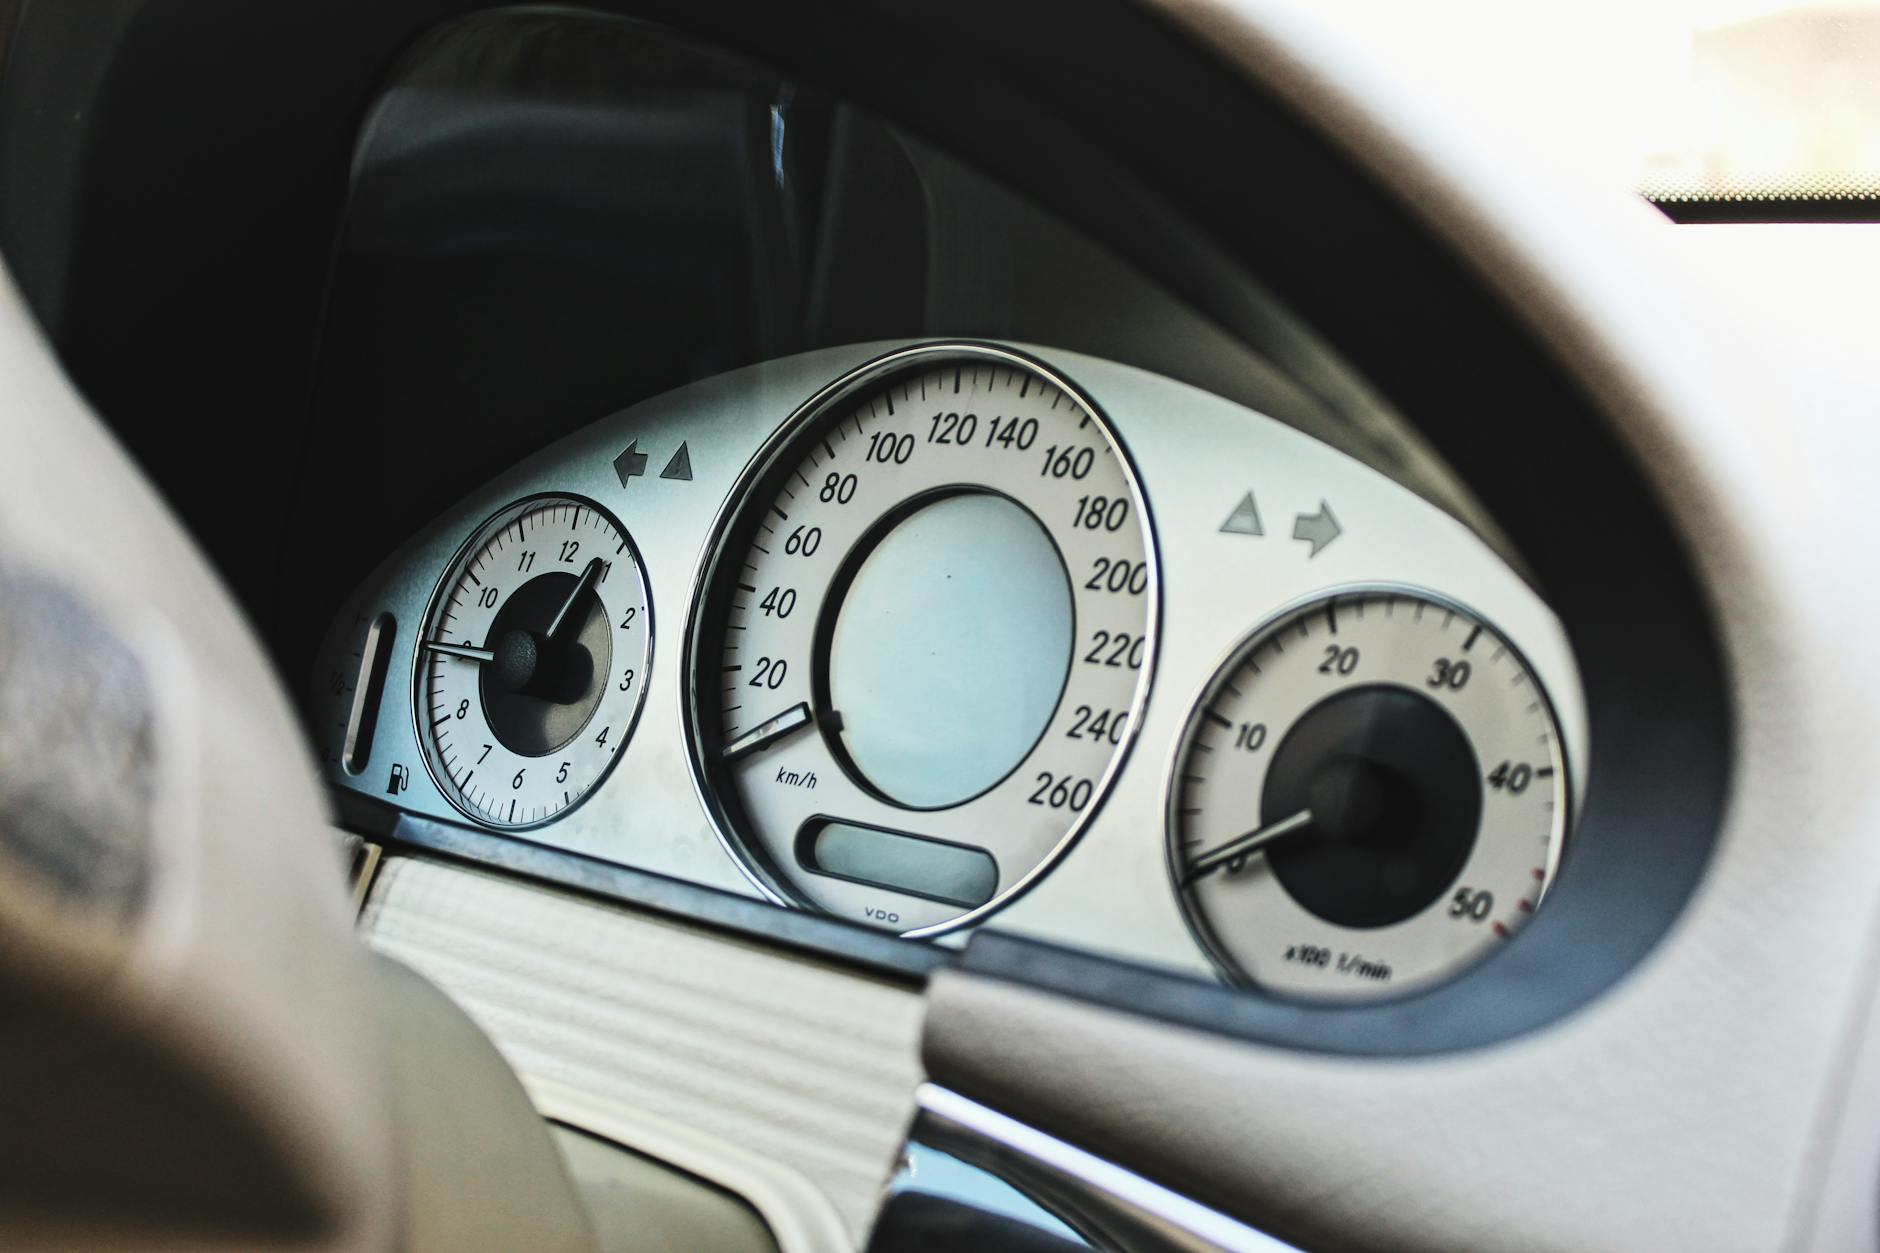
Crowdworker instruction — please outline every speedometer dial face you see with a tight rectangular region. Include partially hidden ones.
[1169,589,1568,999]
[687,344,1156,936]
[416,495,652,829]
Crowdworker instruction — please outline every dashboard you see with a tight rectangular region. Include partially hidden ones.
[312,336,1586,997]
[20,0,1871,1248]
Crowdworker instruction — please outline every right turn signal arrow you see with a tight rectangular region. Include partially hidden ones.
[1292,501,1342,557]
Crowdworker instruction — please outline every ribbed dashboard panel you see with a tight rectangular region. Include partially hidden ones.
[359,855,925,1240]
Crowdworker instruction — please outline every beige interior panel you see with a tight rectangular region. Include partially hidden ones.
[552,1124,776,1253]
[0,263,395,1249]
[373,955,596,1253]
[530,1076,852,1253]
[360,855,925,1245]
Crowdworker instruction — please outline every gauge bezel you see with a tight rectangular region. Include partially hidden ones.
[412,491,654,832]
[682,341,1162,938]
[1163,582,1572,1000]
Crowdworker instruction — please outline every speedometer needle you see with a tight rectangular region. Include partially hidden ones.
[545,557,604,647]
[723,702,814,761]
[1184,808,1315,884]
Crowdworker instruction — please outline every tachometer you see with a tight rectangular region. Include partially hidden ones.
[416,495,652,829]
[1169,588,1568,998]
[686,344,1156,935]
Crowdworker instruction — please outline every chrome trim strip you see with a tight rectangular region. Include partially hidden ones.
[914,1084,1302,1253]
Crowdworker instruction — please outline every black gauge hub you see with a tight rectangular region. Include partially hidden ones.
[479,571,610,756]
[1262,685,1481,929]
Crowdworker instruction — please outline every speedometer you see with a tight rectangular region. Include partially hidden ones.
[685,344,1157,935]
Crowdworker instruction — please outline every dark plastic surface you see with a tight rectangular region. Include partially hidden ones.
[1653,195,1880,223]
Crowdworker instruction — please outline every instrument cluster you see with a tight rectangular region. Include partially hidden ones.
[314,340,1586,998]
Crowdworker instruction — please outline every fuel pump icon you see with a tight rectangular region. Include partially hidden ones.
[387,763,410,795]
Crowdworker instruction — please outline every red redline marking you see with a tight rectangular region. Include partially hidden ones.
[1532,868,1546,880]
[1492,921,1511,939]
[1517,899,1533,913]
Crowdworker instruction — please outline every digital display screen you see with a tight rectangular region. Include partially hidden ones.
[797,820,999,910]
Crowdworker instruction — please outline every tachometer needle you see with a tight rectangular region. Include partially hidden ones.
[723,702,814,761]
[545,557,604,647]
[1184,808,1315,884]
[423,641,496,663]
